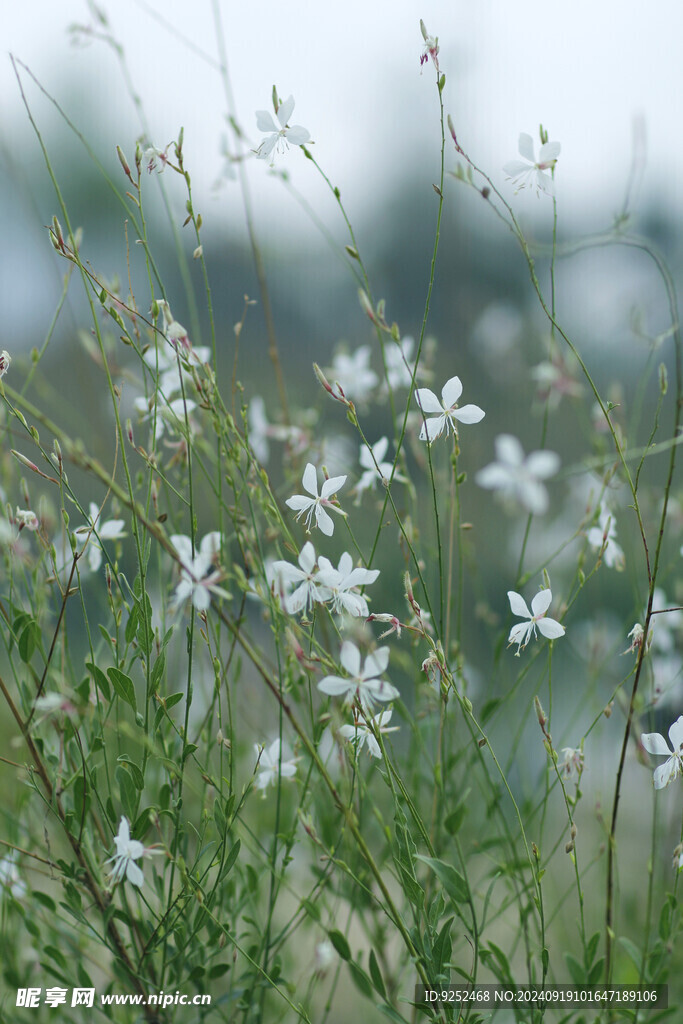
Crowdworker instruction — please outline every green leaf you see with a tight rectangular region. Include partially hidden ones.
[585,931,600,970]
[117,756,144,790]
[564,951,585,985]
[417,855,468,905]
[588,957,605,986]
[219,840,241,881]
[369,949,386,998]
[86,662,110,701]
[618,936,642,972]
[542,946,549,974]
[328,929,351,961]
[116,765,137,820]
[348,961,373,999]
[107,668,137,713]
[444,792,470,835]
[19,620,41,663]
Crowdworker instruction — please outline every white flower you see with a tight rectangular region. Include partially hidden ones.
[507,589,565,655]
[286,463,347,537]
[587,502,624,570]
[625,622,652,655]
[419,20,439,70]
[382,337,417,393]
[355,437,404,503]
[476,435,560,515]
[414,376,485,444]
[142,145,170,174]
[170,531,229,611]
[318,641,399,710]
[0,350,11,378]
[314,940,335,975]
[76,502,126,573]
[339,709,399,759]
[272,541,332,615]
[641,716,683,789]
[316,552,379,617]
[15,508,39,531]
[328,346,379,403]
[135,395,198,441]
[503,132,561,197]
[254,739,298,791]
[255,95,310,164]
[558,747,584,780]
[106,817,160,888]
[0,853,26,900]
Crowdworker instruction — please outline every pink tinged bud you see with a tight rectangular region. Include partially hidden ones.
[0,350,10,378]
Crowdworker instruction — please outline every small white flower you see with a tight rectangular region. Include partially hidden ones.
[355,437,405,503]
[625,622,652,655]
[0,853,26,900]
[318,641,399,710]
[0,351,11,378]
[272,541,332,615]
[339,709,399,759]
[105,817,160,888]
[286,463,347,537]
[507,588,565,655]
[476,435,560,515]
[587,502,624,570]
[504,132,561,197]
[170,532,229,611]
[255,95,310,164]
[641,716,683,789]
[15,508,39,531]
[76,502,126,573]
[314,940,336,975]
[142,144,170,174]
[414,376,485,444]
[316,552,379,617]
[254,739,298,792]
[382,337,418,393]
[328,346,379,404]
[419,20,440,71]
[558,747,584,780]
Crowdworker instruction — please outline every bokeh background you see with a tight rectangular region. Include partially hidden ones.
[2,0,683,1015]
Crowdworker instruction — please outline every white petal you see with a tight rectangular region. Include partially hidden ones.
[441,376,463,408]
[286,495,313,513]
[642,731,671,756]
[419,416,445,442]
[285,126,310,146]
[364,647,390,677]
[668,716,683,752]
[653,757,677,790]
[526,450,560,479]
[495,435,524,467]
[256,110,277,133]
[277,95,295,127]
[340,641,361,677]
[373,437,389,462]
[299,542,317,573]
[539,140,561,163]
[530,589,553,617]
[537,617,565,640]
[318,676,354,697]
[284,583,309,614]
[302,463,318,496]
[98,519,125,540]
[518,132,535,162]
[192,586,211,611]
[320,474,347,498]
[521,480,549,515]
[452,404,485,424]
[503,160,532,178]
[508,622,532,646]
[508,591,531,618]
[315,505,335,536]
[279,762,297,779]
[475,464,513,490]
[200,532,222,559]
[170,535,194,569]
[414,388,443,414]
[126,860,145,887]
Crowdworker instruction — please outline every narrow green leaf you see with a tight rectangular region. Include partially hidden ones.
[107,668,137,713]
[417,855,468,905]
[369,949,386,998]
[328,929,351,961]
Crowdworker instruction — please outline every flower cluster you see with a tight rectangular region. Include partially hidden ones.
[170,532,229,611]
[272,542,378,618]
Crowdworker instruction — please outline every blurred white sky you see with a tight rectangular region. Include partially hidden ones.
[3,0,683,236]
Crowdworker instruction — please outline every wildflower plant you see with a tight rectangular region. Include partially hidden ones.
[1,14,683,1024]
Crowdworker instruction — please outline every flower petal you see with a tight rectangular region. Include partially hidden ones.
[452,403,485,424]
[285,126,310,146]
[256,110,278,133]
[653,757,677,790]
[441,376,463,408]
[668,715,683,752]
[277,95,296,128]
[526,451,561,479]
[518,132,535,162]
[495,434,525,467]
[315,505,335,536]
[414,388,443,414]
[537,617,565,640]
[320,474,347,499]
[339,641,361,677]
[302,463,318,496]
[530,589,553,618]
[539,140,561,164]
[508,591,531,618]
[641,732,670,756]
